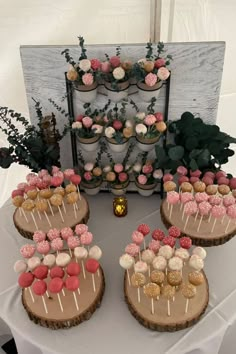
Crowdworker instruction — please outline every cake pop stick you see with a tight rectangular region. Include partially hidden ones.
[74,247,88,279]
[119,254,134,286]
[197,201,212,232]
[143,283,160,315]
[50,194,64,223]
[70,175,82,201]
[225,205,236,233]
[211,205,226,233]
[183,201,198,230]
[67,192,79,218]
[167,191,179,219]
[131,272,146,303]
[48,277,64,312]
[32,280,48,314]
[162,285,175,316]
[182,283,196,313]
[18,272,35,303]
[89,246,102,277]
[27,189,41,220]
[85,259,100,292]
[35,199,52,227]
[81,232,93,251]
[22,199,38,229]
[65,276,80,311]
[67,236,80,257]
[132,231,144,255]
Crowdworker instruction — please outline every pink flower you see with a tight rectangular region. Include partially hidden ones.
[84,171,92,181]
[144,114,156,126]
[157,67,170,81]
[142,164,153,174]
[52,166,60,174]
[155,58,166,68]
[91,58,101,70]
[103,115,109,123]
[155,112,163,122]
[110,56,120,68]
[113,120,123,130]
[82,73,94,86]
[82,116,93,128]
[76,114,84,122]
[138,174,147,185]
[145,73,157,87]
[101,61,111,73]
[114,163,124,173]
[118,172,128,182]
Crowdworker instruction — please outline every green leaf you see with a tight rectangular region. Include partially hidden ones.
[196,149,211,168]
[168,146,184,160]
[189,159,198,171]
[185,137,199,150]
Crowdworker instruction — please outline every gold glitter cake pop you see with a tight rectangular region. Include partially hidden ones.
[164,181,176,192]
[143,282,160,298]
[193,181,206,193]
[65,184,77,194]
[39,189,53,199]
[182,283,196,314]
[218,184,230,196]
[27,189,38,200]
[12,195,24,208]
[35,199,52,227]
[188,271,204,286]
[167,271,182,287]
[181,182,192,193]
[22,199,35,211]
[206,185,217,195]
[150,270,165,286]
[54,187,65,197]
[50,194,65,222]
[162,284,175,316]
[131,272,146,288]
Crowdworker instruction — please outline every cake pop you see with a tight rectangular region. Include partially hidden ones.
[22,199,38,229]
[11,189,24,198]
[50,194,64,222]
[229,177,236,190]
[162,284,175,316]
[50,266,65,279]
[35,198,52,227]
[163,236,176,248]
[67,192,79,218]
[143,283,160,314]
[181,182,193,193]
[168,226,181,238]
[131,272,146,303]
[51,238,64,253]
[119,254,134,286]
[65,184,77,194]
[206,185,218,196]
[66,262,80,276]
[137,224,150,249]
[193,181,206,193]
[70,175,82,200]
[33,265,48,280]
[177,166,188,176]
[175,248,190,262]
[48,277,64,312]
[180,192,194,212]
[37,240,50,256]
[168,257,183,272]
[148,240,160,254]
[65,276,80,311]
[188,271,204,286]
[20,244,36,259]
[141,249,155,276]
[164,181,176,193]
[163,173,173,182]
[56,253,71,267]
[167,191,179,218]
[39,189,54,216]
[64,169,75,180]
[67,236,80,256]
[189,254,204,271]
[33,230,46,243]
[192,247,207,259]
[150,270,165,287]
[132,231,144,245]
[89,245,102,260]
[27,256,41,271]
[182,283,196,313]
[152,255,167,271]
[197,201,212,232]
[12,195,25,221]
[211,205,226,233]
[80,232,93,249]
[18,272,35,302]
[43,254,56,268]
[167,271,182,287]
[218,184,230,196]
[75,224,88,236]
[47,228,60,241]
[61,227,74,240]
[134,261,148,274]
[85,259,100,292]
[152,229,165,241]
[32,280,48,314]
[226,204,236,233]
[125,243,140,258]
[14,260,27,273]
[158,245,173,260]
[183,201,198,230]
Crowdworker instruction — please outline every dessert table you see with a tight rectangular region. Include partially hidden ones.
[0,193,236,354]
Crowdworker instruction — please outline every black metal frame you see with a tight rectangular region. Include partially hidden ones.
[65,73,171,198]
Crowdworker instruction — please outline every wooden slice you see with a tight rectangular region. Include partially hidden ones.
[22,265,105,330]
[124,264,209,332]
[13,195,90,240]
[160,199,236,247]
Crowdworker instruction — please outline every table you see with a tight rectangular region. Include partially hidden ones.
[0,194,236,354]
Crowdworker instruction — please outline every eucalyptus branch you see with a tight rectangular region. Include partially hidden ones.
[48,98,69,117]
[146,42,153,59]
[116,46,121,57]
[95,141,106,166]
[103,143,114,164]
[78,35,87,60]
[129,99,139,113]
[61,49,76,67]
[77,148,85,165]
[122,142,135,167]
[147,97,157,114]
[99,99,111,114]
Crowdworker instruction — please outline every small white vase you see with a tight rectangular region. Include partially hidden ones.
[106,137,129,153]
[110,180,129,196]
[135,181,157,197]
[136,136,160,152]
[77,136,100,152]
[137,81,162,102]
[73,82,98,103]
[81,180,102,196]
[104,81,129,103]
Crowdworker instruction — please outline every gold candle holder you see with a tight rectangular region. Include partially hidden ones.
[113,197,128,217]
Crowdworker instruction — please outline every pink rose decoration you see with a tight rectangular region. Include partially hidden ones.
[84,172,92,181]
[91,58,101,70]
[157,67,170,81]
[76,114,83,122]
[155,58,166,68]
[138,174,147,185]
[145,73,157,87]
[144,114,156,126]
[110,56,120,68]
[142,164,153,174]
[101,61,111,73]
[82,116,93,128]
[114,164,124,173]
[82,73,94,86]
[155,112,163,122]
[118,172,128,182]
[113,120,123,130]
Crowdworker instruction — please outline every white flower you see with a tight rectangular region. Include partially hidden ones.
[157,67,170,81]
[92,124,103,135]
[125,164,132,173]
[135,112,145,120]
[138,58,146,65]
[113,67,125,80]
[84,162,94,172]
[103,165,112,173]
[135,123,147,135]
[79,59,91,72]
[133,162,142,173]
[72,121,82,129]
[125,119,133,128]
[153,169,163,179]
[105,126,115,139]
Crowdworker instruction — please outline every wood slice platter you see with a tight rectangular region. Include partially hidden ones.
[124,264,209,332]
[22,263,105,330]
[160,199,236,247]
[13,195,90,240]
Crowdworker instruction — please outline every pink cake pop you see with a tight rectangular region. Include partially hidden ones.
[63,169,75,180]
[53,171,64,180]
[137,224,150,249]
[80,232,93,248]
[125,243,140,257]
[204,171,215,180]
[38,169,49,178]
[26,173,36,183]
[61,227,74,240]
[177,166,188,176]
[152,229,165,241]
[50,266,65,278]
[75,224,88,236]
[17,182,28,191]
[218,177,229,185]
[229,177,236,190]
[134,261,148,274]
[42,174,52,186]
[36,240,50,256]
[163,173,173,182]
[223,196,235,207]
[14,260,27,273]
[148,240,160,254]
[167,191,179,218]
[190,169,201,178]
[33,230,46,243]
[190,177,200,185]
[51,238,64,252]
[197,201,212,232]
[195,192,209,203]
[51,176,63,187]
[178,176,189,186]
[180,192,194,213]
[202,176,214,186]
[163,236,176,248]
[211,205,226,233]
[52,166,60,174]
[33,265,48,279]
[66,262,81,276]
[36,179,48,190]
[18,272,35,302]
[168,226,181,238]
[132,231,144,245]
[85,259,100,292]
[225,204,236,233]
[20,244,36,259]
[11,189,24,198]
[179,237,192,249]
[48,277,64,312]
[65,276,80,311]
[32,280,48,314]
[47,228,60,241]
[183,201,198,230]
[209,196,222,206]
[67,236,80,256]
[70,174,81,186]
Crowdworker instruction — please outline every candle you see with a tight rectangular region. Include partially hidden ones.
[113,197,128,217]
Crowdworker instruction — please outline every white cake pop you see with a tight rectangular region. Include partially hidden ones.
[168,256,183,271]
[74,246,88,259]
[134,261,148,274]
[89,245,102,260]
[27,256,41,270]
[158,245,173,260]
[14,260,27,273]
[56,253,71,267]
[119,254,134,270]
[192,247,207,260]
[43,254,56,268]
[152,255,167,271]
[141,249,155,264]
[175,248,190,261]
[189,254,204,271]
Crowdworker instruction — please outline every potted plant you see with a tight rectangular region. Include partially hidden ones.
[133,42,172,102]
[103,143,134,195]
[62,36,101,103]
[155,112,236,173]
[133,153,163,197]
[134,98,167,152]
[0,100,67,172]
[101,46,132,102]
[104,100,134,153]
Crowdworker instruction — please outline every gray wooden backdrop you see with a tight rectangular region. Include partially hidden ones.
[20,42,225,169]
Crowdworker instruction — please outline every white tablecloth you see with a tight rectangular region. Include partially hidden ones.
[0,194,236,354]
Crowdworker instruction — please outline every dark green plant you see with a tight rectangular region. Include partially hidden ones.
[0,100,67,172]
[155,112,236,173]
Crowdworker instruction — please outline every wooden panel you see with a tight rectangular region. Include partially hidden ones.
[20,41,225,168]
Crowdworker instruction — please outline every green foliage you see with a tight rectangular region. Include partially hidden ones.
[155,112,236,173]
